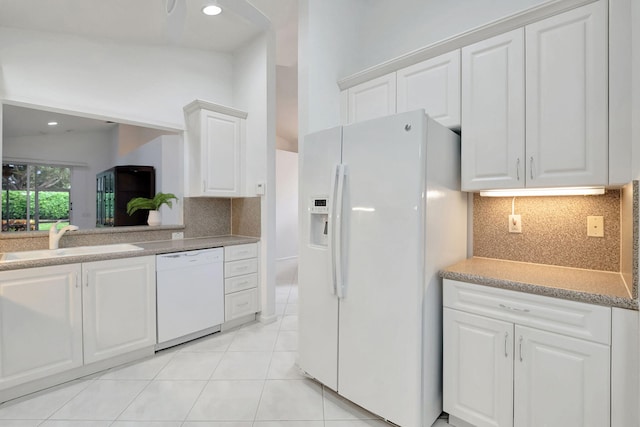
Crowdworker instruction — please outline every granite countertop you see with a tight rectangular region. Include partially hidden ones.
[0,235,259,272]
[441,257,638,310]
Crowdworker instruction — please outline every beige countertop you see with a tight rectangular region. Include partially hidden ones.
[441,257,637,310]
[0,235,259,272]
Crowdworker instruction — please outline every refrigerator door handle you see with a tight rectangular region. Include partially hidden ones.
[327,164,340,296]
[335,164,347,299]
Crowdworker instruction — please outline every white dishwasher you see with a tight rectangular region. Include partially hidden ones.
[156,248,224,350]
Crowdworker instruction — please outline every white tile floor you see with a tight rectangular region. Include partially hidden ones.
[0,268,451,427]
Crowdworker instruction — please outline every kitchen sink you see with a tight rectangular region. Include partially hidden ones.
[0,243,144,262]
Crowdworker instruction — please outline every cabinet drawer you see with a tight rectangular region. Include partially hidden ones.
[225,258,258,278]
[224,243,258,262]
[443,279,611,345]
[225,273,258,295]
[225,288,258,321]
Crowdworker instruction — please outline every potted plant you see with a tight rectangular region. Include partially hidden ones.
[126,192,178,226]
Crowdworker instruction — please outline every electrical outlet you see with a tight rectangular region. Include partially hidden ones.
[587,216,604,237]
[509,214,522,233]
[171,232,184,240]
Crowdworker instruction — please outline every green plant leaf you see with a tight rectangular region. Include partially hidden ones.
[126,192,178,216]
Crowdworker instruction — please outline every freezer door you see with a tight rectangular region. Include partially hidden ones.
[298,126,342,390]
[338,110,427,427]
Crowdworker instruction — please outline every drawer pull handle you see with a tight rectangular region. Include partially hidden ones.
[530,157,534,180]
[519,336,524,362]
[499,303,530,313]
[237,302,249,307]
[237,266,248,271]
[504,332,509,358]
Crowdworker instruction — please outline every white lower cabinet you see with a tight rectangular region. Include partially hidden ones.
[443,279,611,427]
[82,256,156,364]
[224,243,259,322]
[444,309,513,427]
[513,325,609,427]
[0,256,156,398]
[0,264,83,390]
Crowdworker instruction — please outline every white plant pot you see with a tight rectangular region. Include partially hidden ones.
[147,210,161,226]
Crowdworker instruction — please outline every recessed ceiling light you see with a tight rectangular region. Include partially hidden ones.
[202,4,222,15]
[47,121,58,126]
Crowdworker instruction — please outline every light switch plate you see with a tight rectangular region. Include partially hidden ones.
[587,216,604,237]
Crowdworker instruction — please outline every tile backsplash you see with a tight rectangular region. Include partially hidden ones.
[183,197,231,238]
[183,197,261,238]
[473,190,621,271]
[0,196,261,252]
[232,197,261,237]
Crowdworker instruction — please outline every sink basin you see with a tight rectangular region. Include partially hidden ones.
[1,244,143,262]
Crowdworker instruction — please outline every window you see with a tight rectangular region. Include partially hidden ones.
[1,163,71,232]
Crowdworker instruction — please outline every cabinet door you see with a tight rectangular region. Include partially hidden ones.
[0,264,82,390]
[514,325,610,427]
[82,256,156,364]
[461,29,525,191]
[201,110,243,196]
[443,309,514,427]
[525,0,608,187]
[397,50,461,128]
[346,73,396,124]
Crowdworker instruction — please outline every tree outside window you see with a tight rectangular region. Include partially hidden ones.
[1,163,71,232]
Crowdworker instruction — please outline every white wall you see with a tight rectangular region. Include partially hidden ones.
[298,0,366,137]
[351,0,548,74]
[0,26,234,129]
[276,149,298,260]
[233,31,277,322]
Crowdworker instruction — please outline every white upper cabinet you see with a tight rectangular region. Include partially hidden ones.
[461,29,525,191]
[185,100,247,197]
[397,50,461,129]
[525,0,608,188]
[0,265,83,390]
[345,73,396,124]
[461,0,608,190]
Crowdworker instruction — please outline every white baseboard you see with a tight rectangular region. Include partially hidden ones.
[257,312,279,325]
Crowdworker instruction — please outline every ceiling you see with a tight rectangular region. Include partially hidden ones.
[0,0,264,53]
[3,105,116,138]
[0,0,299,148]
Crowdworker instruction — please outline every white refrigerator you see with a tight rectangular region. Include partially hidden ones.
[299,110,467,427]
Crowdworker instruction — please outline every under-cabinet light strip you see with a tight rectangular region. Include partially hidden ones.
[479,187,606,197]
